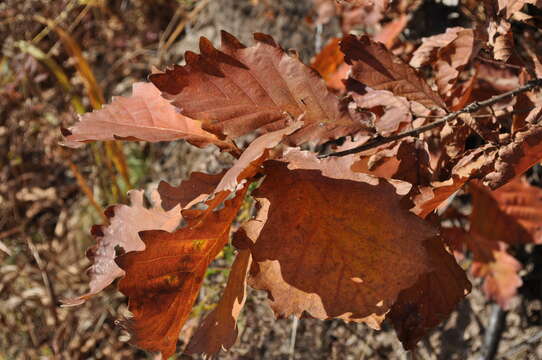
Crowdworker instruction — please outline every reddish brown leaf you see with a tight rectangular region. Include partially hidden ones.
[61,189,183,306]
[115,187,247,358]
[150,31,369,144]
[341,0,389,32]
[389,236,471,349]
[61,82,227,149]
[342,35,447,110]
[185,249,251,356]
[493,24,514,62]
[243,159,450,332]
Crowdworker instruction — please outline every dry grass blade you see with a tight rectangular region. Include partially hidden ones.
[66,159,107,223]
[37,16,133,190]
[35,15,105,108]
[15,40,85,114]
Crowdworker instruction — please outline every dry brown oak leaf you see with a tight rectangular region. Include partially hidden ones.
[158,121,302,212]
[115,187,248,359]
[412,145,498,218]
[433,28,478,98]
[341,34,447,110]
[409,27,466,69]
[150,31,370,145]
[61,82,230,149]
[389,235,471,349]
[61,189,183,306]
[240,159,468,347]
[483,123,542,189]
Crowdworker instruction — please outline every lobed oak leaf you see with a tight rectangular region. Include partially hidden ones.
[341,35,447,110]
[185,249,251,357]
[242,158,455,337]
[470,179,542,244]
[61,82,228,149]
[61,189,183,306]
[115,187,248,359]
[150,31,369,145]
[469,235,522,309]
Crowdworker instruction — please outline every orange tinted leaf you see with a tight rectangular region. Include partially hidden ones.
[342,35,447,110]
[61,82,226,149]
[150,31,368,144]
[185,249,251,356]
[469,236,522,309]
[115,188,247,358]
[244,160,445,331]
[389,236,470,349]
[61,189,183,306]
[373,14,409,49]
[311,38,349,91]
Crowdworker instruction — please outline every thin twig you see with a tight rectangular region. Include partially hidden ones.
[320,79,542,159]
[479,304,507,360]
[476,56,523,70]
[158,0,211,62]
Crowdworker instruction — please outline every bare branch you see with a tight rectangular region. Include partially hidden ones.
[320,79,542,158]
